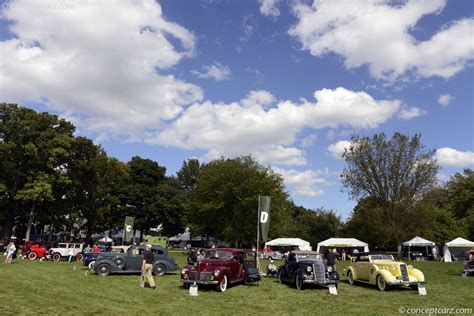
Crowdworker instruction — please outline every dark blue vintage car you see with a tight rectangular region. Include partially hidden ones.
[94,245,178,276]
[278,251,339,290]
[83,246,129,269]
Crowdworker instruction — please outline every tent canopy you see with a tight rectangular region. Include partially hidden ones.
[98,236,113,243]
[265,238,311,251]
[403,236,435,247]
[317,238,369,253]
[445,237,474,247]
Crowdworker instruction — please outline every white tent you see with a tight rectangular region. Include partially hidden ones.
[316,238,369,253]
[98,236,113,243]
[444,237,474,262]
[403,236,435,260]
[265,238,312,251]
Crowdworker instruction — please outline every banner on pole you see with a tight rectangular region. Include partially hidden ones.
[123,216,135,243]
[259,196,271,242]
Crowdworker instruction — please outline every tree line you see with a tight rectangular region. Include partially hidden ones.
[1,104,472,249]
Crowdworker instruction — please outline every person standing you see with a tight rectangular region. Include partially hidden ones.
[67,246,75,263]
[140,244,156,289]
[326,249,338,268]
[5,241,16,264]
[341,249,346,261]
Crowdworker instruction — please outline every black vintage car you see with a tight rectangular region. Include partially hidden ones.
[278,250,339,290]
[94,245,178,276]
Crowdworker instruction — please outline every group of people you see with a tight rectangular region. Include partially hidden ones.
[187,248,205,265]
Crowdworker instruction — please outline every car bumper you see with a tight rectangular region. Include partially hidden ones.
[388,280,424,286]
[182,279,219,285]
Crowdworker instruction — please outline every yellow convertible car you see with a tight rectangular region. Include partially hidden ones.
[344,253,425,291]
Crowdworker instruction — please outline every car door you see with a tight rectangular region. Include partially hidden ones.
[124,246,144,271]
[285,253,297,280]
[356,256,371,280]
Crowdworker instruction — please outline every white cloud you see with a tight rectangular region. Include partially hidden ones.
[192,62,231,81]
[300,133,317,148]
[289,0,474,81]
[436,147,474,167]
[0,0,203,139]
[274,167,329,197]
[398,106,426,120]
[438,94,454,107]
[240,15,256,41]
[258,0,280,17]
[149,87,402,166]
[328,140,352,160]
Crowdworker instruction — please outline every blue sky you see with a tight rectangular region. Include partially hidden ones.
[0,0,473,218]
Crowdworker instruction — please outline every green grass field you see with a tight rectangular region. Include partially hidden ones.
[1,251,472,315]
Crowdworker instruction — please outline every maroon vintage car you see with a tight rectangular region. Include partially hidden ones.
[180,248,260,292]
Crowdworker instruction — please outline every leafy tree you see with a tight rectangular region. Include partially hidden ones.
[190,156,290,247]
[0,103,75,239]
[177,158,201,191]
[445,169,474,219]
[341,133,439,256]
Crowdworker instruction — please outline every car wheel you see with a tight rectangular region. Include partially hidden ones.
[52,253,61,262]
[88,261,96,270]
[377,275,387,291]
[278,271,285,284]
[76,253,84,262]
[217,275,228,292]
[28,252,37,260]
[295,274,304,290]
[347,270,355,285]
[153,263,166,276]
[96,263,111,276]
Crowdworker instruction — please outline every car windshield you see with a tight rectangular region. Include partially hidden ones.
[205,250,233,260]
[370,254,394,261]
[296,254,321,261]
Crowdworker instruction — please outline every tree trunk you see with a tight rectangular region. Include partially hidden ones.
[25,203,36,242]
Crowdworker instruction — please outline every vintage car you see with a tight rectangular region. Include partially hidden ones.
[84,245,130,269]
[278,251,339,290]
[344,253,425,291]
[26,243,49,260]
[464,249,474,276]
[49,243,84,262]
[180,248,261,292]
[94,245,178,276]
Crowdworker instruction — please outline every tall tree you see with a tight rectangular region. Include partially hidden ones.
[341,133,439,256]
[0,103,75,239]
[190,156,290,247]
[177,158,201,191]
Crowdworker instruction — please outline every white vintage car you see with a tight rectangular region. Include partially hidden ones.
[49,243,84,262]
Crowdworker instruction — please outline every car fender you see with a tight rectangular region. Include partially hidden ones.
[408,268,424,282]
[373,269,396,285]
[153,260,176,271]
[95,258,120,271]
[346,266,358,280]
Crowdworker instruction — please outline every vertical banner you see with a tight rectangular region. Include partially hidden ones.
[259,196,271,242]
[123,216,135,243]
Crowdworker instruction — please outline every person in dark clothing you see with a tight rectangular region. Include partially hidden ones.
[140,244,156,289]
[326,248,338,267]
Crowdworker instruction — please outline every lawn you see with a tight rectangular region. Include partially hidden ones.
[1,251,472,315]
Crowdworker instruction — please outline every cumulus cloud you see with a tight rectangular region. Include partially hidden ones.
[300,133,317,148]
[289,0,474,81]
[192,62,231,81]
[148,87,402,166]
[274,167,330,197]
[398,106,426,119]
[0,0,203,139]
[436,147,474,167]
[328,140,352,160]
[438,94,454,107]
[258,0,280,17]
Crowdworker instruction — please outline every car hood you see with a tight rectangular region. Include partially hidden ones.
[372,260,403,267]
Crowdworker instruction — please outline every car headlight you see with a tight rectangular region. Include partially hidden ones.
[327,266,333,272]
[214,270,220,276]
[306,266,312,273]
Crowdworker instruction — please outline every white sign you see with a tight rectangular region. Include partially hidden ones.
[418,284,427,296]
[329,284,338,295]
[260,211,269,223]
[189,283,199,296]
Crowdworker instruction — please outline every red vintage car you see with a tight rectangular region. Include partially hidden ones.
[27,243,49,260]
[180,248,260,292]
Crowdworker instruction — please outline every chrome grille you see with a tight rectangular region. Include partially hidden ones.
[313,263,326,283]
[400,264,409,282]
[188,271,212,281]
